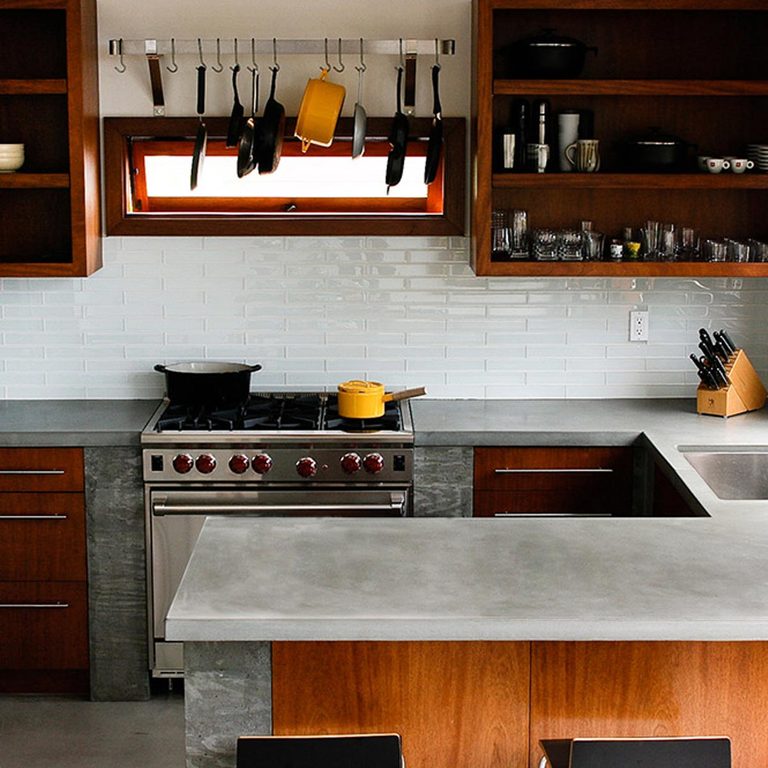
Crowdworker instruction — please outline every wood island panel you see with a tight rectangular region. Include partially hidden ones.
[530,642,768,768]
[273,641,531,768]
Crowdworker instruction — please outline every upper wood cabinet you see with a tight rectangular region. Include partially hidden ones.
[471,0,768,276]
[0,0,101,277]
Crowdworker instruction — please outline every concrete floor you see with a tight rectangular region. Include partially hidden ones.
[0,692,185,768]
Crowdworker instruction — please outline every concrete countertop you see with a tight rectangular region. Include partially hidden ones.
[0,400,159,446]
[166,397,768,643]
[166,516,768,642]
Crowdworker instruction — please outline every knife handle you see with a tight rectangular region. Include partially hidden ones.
[720,329,737,353]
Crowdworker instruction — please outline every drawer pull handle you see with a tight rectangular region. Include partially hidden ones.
[0,514,68,520]
[0,602,69,609]
[0,469,66,475]
[493,512,612,517]
[493,468,614,474]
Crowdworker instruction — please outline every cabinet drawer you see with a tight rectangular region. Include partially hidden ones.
[0,493,86,580]
[475,489,621,517]
[0,581,88,670]
[0,448,83,492]
[474,447,632,491]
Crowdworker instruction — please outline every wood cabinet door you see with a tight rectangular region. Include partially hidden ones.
[0,493,86,580]
[530,641,768,768]
[273,641,531,768]
[0,448,83,492]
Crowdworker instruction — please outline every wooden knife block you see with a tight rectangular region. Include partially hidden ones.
[696,349,767,418]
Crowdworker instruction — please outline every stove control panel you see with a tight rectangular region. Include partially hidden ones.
[144,448,412,483]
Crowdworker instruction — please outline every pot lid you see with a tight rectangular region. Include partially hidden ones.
[338,379,384,394]
[516,28,587,48]
[629,127,688,146]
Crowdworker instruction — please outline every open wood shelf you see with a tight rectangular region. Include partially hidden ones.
[0,79,67,95]
[0,173,70,189]
[492,173,768,190]
[484,260,768,276]
[493,79,768,96]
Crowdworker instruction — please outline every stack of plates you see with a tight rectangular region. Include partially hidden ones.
[0,143,24,173]
[747,144,768,172]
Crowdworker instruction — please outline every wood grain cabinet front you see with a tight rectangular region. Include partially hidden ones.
[473,446,634,517]
[0,448,88,694]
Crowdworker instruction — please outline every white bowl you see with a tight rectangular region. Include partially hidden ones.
[0,151,24,173]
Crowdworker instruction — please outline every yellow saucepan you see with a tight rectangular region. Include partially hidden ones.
[337,380,427,419]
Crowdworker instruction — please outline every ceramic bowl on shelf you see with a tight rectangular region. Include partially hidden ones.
[0,143,24,173]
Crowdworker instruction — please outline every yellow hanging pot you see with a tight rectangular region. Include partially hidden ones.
[295,67,346,153]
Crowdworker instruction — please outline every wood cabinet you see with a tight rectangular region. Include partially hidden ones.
[472,0,768,276]
[0,448,89,694]
[273,641,768,768]
[473,446,634,516]
[0,0,101,277]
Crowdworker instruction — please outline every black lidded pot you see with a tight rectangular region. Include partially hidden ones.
[154,361,262,406]
[507,29,598,79]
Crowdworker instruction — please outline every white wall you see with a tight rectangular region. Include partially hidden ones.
[0,0,766,400]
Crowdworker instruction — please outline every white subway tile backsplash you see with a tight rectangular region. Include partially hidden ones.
[1,236,766,398]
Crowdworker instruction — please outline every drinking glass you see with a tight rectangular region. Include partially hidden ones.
[557,229,584,261]
[491,209,511,260]
[703,238,727,262]
[747,238,768,262]
[726,238,750,263]
[676,227,700,261]
[640,220,661,260]
[582,230,605,261]
[659,223,678,261]
[510,209,529,260]
[532,229,558,261]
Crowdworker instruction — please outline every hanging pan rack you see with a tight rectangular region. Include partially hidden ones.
[108,37,456,116]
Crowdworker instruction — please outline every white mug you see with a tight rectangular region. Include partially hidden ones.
[557,111,580,172]
[727,158,755,174]
[706,158,730,174]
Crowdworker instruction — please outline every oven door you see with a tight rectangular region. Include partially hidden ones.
[147,487,408,676]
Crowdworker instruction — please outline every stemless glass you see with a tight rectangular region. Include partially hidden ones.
[676,227,700,261]
[659,223,678,261]
[582,230,605,261]
[640,220,661,260]
[703,238,727,262]
[726,238,750,263]
[557,229,584,261]
[532,229,558,261]
[747,238,768,262]
[491,209,511,260]
[510,209,529,260]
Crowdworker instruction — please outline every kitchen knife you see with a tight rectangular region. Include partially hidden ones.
[690,354,717,389]
[698,344,728,387]
[698,328,715,349]
[711,332,730,361]
[720,329,738,353]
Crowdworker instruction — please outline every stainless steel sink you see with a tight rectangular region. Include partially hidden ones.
[681,448,768,500]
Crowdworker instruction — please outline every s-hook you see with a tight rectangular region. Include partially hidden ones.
[230,38,239,72]
[211,38,224,72]
[197,37,206,68]
[114,38,126,73]
[271,37,280,72]
[333,37,345,72]
[166,38,178,73]
[434,37,441,69]
[356,37,366,73]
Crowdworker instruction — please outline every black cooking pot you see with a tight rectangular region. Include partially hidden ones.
[506,29,598,78]
[154,361,262,406]
[623,128,695,172]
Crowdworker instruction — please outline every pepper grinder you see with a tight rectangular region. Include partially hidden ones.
[511,99,528,172]
[529,98,551,172]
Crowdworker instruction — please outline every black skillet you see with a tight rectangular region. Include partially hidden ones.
[226,63,245,148]
[257,66,285,175]
[385,66,409,191]
[237,67,260,178]
[190,64,207,190]
[424,64,443,184]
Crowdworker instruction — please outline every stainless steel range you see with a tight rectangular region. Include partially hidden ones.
[141,391,414,677]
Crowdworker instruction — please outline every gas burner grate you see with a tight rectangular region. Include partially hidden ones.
[323,395,402,432]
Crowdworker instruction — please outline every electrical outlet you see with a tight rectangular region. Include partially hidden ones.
[629,310,649,342]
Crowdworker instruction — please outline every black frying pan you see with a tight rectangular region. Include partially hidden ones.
[237,67,260,178]
[190,65,207,191]
[424,64,443,184]
[226,63,244,148]
[257,67,285,175]
[385,66,409,191]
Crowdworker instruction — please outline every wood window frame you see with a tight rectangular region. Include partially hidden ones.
[104,116,466,237]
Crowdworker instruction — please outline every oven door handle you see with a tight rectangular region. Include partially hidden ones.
[151,493,407,517]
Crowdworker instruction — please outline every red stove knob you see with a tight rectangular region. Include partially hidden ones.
[252,453,273,475]
[296,457,318,478]
[340,452,362,474]
[195,453,217,474]
[363,452,385,474]
[228,454,250,474]
[172,453,194,474]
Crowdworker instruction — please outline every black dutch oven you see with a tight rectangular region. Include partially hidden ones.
[623,128,695,172]
[506,29,598,78]
[154,361,262,406]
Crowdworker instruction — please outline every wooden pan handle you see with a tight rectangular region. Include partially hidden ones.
[387,386,427,402]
